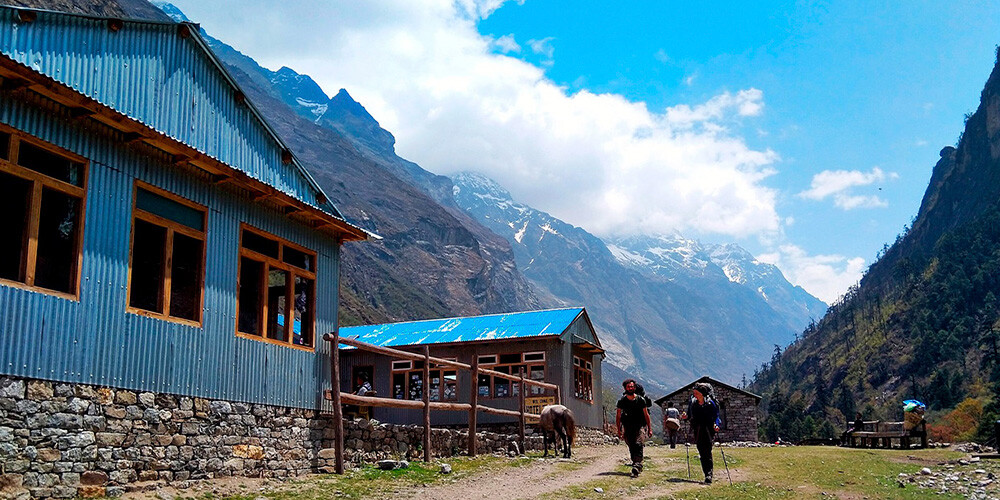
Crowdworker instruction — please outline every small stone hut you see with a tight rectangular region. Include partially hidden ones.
[654,376,761,442]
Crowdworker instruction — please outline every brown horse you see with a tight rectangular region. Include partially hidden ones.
[539,404,576,458]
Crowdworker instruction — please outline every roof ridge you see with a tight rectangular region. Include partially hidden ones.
[340,307,585,330]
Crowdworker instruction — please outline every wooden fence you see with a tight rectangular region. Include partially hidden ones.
[322,331,561,474]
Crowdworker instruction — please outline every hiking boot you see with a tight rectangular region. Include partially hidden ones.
[705,471,713,484]
[630,466,639,478]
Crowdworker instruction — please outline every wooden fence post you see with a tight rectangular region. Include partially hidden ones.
[518,367,525,455]
[330,330,344,474]
[555,385,561,405]
[423,345,431,463]
[469,355,478,457]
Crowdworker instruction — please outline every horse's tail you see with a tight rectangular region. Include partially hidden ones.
[566,409,576,446]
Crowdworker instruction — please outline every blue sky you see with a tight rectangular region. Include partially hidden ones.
[168,0,999,302]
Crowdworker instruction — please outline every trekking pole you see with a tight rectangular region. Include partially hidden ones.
[718,442,733,486]
[685,443,690,478]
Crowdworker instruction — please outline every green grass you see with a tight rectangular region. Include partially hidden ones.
[178,455,535,500]
[163,445,996,500]
[539,445,972,500]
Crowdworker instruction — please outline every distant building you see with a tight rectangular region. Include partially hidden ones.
[654,376,761,442]
[339,307,605,428]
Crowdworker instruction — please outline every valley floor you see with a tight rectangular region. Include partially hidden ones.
[130,443,997,500]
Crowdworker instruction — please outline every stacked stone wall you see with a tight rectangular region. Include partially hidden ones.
[0,376,594,499]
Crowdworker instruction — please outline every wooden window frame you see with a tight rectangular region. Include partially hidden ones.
[0,123,88,301]
[126,181,207,326]
[235,224,317,351]
[391,358,459,402]
[477,353,546,399]
[573,355,594,404]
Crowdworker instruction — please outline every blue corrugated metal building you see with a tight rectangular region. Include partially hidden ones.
[0,6,368,409]
[339,308,605,428]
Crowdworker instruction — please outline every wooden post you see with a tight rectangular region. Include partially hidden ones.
[330,330,345,474]
[423,345,431,463]
[518,367,526,455]
[555,385,561,405]
[469,356,478,457]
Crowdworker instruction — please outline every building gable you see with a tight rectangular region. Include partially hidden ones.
[0,7,335,216]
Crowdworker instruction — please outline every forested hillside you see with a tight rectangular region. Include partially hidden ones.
[751,49,1000,443]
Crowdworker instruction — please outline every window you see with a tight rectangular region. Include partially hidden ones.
[573,356,593,403]
[391,358,458,401]
[127,184,206,324]
[478,352,546,399]
[0,126,87,298]
[237,226,316,348]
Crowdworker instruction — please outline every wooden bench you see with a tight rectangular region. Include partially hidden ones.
[844,420,927,449]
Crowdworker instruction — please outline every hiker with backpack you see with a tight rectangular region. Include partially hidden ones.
[682,382,720,484]
[616,379,653,477]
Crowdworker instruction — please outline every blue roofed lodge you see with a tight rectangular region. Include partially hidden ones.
[338,307,605,429]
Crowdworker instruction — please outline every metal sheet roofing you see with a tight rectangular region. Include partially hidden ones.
[339,308,586,348]
[0,6,348,223]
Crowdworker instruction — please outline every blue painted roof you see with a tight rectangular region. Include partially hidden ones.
[340,308,586,348]
[0,6,333,216]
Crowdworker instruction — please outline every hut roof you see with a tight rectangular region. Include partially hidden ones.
[654,376,762,406]
[340,307,594,349]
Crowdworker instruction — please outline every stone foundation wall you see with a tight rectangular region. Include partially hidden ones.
[0,376,570,499]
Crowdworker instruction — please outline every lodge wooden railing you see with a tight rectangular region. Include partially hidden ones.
[322,331,561,474]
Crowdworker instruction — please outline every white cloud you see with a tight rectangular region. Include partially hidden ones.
[757,245,866,304]
[168,0,783,239]
[527,36,555,62]
[654,49,670,64]
[493,34,520,53]
[798,167,897,210]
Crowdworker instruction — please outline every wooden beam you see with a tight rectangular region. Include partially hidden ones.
[330,329,344,475]
[423,345,431,463]
[518,368,525,454]
[0,76,30,91]
[335,393,473,412]
[69,107,96,119]
[469,355,478,457]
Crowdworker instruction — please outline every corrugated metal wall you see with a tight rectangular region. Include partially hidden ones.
[0,8,319,208]
[0,84,336,410]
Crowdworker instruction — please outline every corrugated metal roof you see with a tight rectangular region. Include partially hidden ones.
[340,308,586,348]
[0,6,347,223]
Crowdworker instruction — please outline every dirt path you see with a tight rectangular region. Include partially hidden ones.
[413,443,737,500]
[413,446,622,500]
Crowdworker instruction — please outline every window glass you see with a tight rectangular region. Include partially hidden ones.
[530,365,545,395]
[408,371,423,400]
[429,370,441,402]
[129,219,167,311]
[292,276,314,346]
[237,257,263,335]
[136,188,204,231]
[283,246,313,271]
[443,371,457,401]
[393,373,405,399]
[17,142,83,186]
[478,373,491,397]
[0,131,10,160]
[242,230,279,258]
[34,189,81,293]
[494,366,510,398]
[478,355,497,365]
[0,172,30,281]
[267,269,289,342]
[523,352,545,362]
[499,353,520,364]
[169,233,203,321]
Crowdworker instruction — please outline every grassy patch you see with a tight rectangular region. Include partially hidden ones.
[181,455,534,500]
